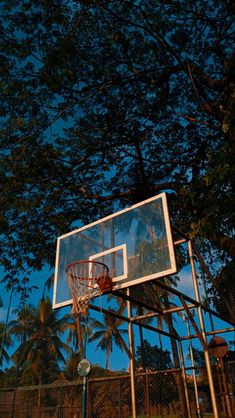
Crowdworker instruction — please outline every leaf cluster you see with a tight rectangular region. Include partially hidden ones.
[0,0,234,315]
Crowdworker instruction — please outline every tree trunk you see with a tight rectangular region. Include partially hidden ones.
[137,305,146,371]
[106,348,110,370]
[38,370,42,418]
[76,316,85,359]
[164,294,188,417]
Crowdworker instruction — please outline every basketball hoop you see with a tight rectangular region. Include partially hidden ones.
[66,260,113,315]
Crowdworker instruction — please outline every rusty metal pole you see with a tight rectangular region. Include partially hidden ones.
[188,240,219,418]
[219,358,233,417]
[178,340,192,418]
[184,315,201,417]
[145,373,150,417]
[127,288,137,418]
[216,362,227,415]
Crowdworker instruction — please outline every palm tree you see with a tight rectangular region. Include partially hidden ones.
[67,314,93,359]
[11,298,71,384]
[8,305,36,345]
[63,351,81,380]
[42,272,93,362]
[88,311,129,369]
[0,322,11,367]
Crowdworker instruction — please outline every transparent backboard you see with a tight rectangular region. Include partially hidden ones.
[53,193,177,308]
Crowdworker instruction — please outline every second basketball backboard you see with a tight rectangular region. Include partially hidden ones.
[53,193,177,308]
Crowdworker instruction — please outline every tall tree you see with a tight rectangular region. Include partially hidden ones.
[0,322,11,367]
[135,340,178,406]
[0,0,234,316]
[67,314,93,359]
[136,339,173,371]
[88,312,129,369]
[11,298,71,384]
[8,305,36,345]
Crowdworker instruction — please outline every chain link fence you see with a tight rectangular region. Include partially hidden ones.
[1,362,234,418]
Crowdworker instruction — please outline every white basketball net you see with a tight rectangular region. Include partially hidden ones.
[66,261,112,315]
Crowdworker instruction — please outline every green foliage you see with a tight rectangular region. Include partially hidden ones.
[62,355,124,381]
[187,347,206,368]
[8,305,36,344]
[0,366,18,388]
[62,351,81,381]
[0,0,234,318]
[135,339,173,371]
[88,312,128,369]
[135,340,178,406]
[211,258,235,320]
[9,298,71,384]
[0,322,12,366]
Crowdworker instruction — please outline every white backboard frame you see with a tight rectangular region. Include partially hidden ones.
[53,193,177,309]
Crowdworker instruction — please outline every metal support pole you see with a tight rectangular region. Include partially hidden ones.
[216,362,227,415]
[218,358,233,417]
[145,374,150,417]
[59,385,63,418]
[188,240,219,418]
[82,376,87,418]
[127,288,137,418]
[118,379,122,418]
[178,340,192,418]
[87,380,92,418]
[10,388,17,418]
[185,316,201,417]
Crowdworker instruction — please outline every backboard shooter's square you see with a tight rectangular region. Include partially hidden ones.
[53,193,177,309]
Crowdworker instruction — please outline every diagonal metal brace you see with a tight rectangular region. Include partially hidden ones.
[179,295,208,351]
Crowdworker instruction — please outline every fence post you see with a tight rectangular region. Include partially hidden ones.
[37,379,42,418]
[145,373,150,417]
[189,240,219,418]
[87,379,91,418]
[59,385,63,418]
[10,387,17,418]
[118,379,122,418]
[127,287,137,418]
[184,315,201,417]
[178,340,192,418]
